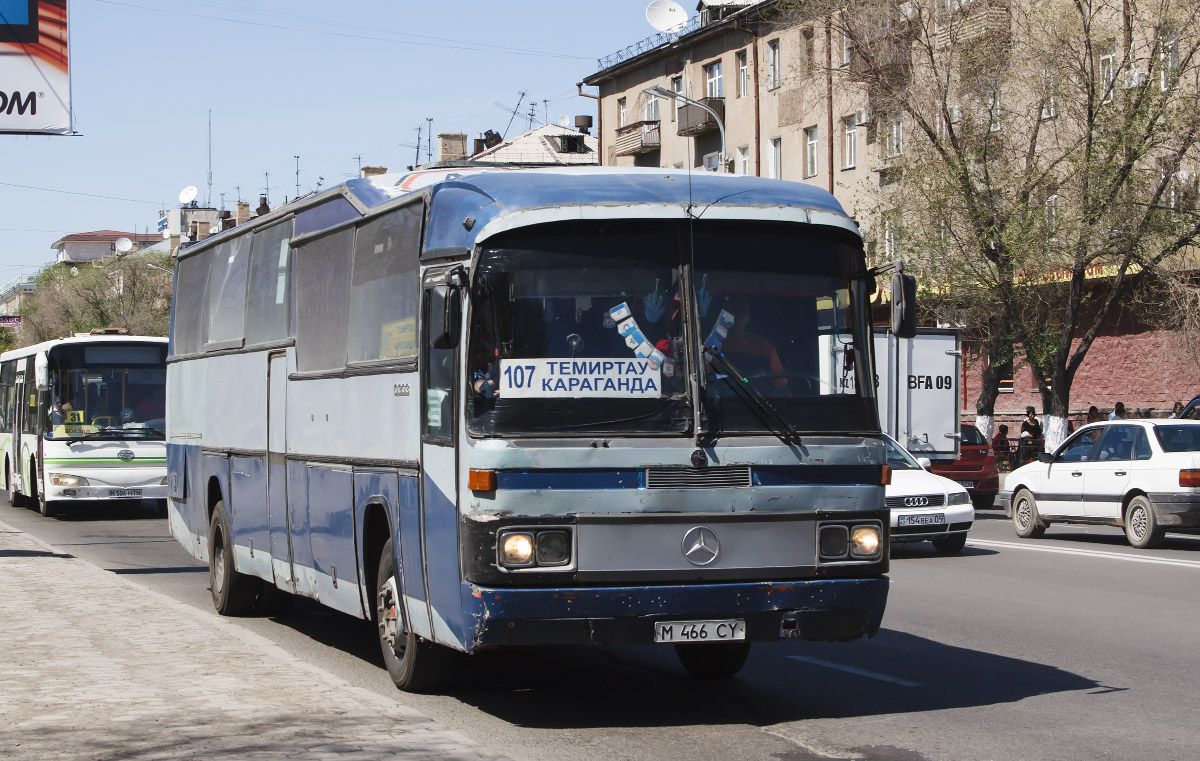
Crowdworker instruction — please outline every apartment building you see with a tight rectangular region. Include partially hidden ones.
[584,1,877,219]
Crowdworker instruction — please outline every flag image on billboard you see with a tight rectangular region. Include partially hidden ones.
[0,0,71,135]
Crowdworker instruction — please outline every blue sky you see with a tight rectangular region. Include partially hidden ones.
[0,0,662,275]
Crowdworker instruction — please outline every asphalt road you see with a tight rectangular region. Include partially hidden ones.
[4,498,1198,761]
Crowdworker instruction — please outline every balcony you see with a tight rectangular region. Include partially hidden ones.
[614,120,662,156]
[677,97,724,137]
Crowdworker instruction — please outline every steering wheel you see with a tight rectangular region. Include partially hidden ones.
[743,373,822,397]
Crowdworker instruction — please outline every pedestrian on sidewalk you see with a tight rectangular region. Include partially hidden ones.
[1086,405,1103,424]
[1109,401,1126,420]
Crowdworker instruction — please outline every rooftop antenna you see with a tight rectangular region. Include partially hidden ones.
[219,192,226,210]
[425,117,433,163]
[502,90,527,138]
[262,172,272,204]
[206,110,214,207]
[294,155,301,198]
[543,98,549,124]
[527,101,536,130]
[646,0,688,33]
[352,153,363,176]
[235,185,242,203]
[413,124,423,167]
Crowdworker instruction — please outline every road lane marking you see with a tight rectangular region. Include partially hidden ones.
[968,538,1200,569]
[787,655,923,687]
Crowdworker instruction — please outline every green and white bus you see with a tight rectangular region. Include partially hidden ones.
[0,333,168,517]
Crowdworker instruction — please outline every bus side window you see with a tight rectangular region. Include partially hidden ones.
[294,228,354,373]
[245,219,294,346]
[22,357,36,435]
[423,287,456,441]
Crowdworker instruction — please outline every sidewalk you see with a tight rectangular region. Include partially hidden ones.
[0,521,508,761]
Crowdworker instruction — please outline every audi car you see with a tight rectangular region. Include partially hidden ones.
[885,435,975,553]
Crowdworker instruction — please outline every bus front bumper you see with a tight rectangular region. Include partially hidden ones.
[464,576,889,649]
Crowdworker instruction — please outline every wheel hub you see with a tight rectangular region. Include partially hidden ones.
[1130,507,1148,539]
[378,576,405,656]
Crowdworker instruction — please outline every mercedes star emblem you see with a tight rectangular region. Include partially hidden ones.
[682,526,720,566]
[117,449,135,462]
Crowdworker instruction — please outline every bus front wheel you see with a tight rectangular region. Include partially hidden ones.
[207,500,259,615]
[675,641,752,679]
[5,462,24,507]
[375,538,450,692]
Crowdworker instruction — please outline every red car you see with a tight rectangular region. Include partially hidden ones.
[931,424,1000,508]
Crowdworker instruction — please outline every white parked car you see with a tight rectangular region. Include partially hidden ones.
[999,419,1200,549]
[884,436,975,553]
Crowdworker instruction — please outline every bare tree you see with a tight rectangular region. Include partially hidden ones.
[18,253,173,345]
[796,0,1200,448]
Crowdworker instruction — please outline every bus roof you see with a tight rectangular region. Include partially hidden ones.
[183,166,859,259]
[0,334,168,362]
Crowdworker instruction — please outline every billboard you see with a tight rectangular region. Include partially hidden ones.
[0,0,71,135]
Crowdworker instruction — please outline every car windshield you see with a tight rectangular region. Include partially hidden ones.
[45,343,166,440]
[1154,425,1200,452]
[885,436,922,470]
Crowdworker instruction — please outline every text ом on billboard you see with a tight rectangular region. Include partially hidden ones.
[0,0,71,135]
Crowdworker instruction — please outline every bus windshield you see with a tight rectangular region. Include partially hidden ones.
[466,221,875,438]
[45,343,167,440]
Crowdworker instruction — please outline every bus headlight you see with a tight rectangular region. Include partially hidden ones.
[51,474,90,487]
[850,525,882,558]
[535,530,571,566]
[818,525,849,560]
[499,532,535,567]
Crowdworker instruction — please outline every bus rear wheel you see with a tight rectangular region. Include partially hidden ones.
[5,462,25,507]
[207,500,260,615]
[675,641,752,678]
[375,538,450,692]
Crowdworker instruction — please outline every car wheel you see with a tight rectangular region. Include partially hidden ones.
[1123,495,1165,550]
[932,533,968,554]
[1012,489,1046,538]
[376,538,451,692]
[208,499,260,615]
[675,641,752,678]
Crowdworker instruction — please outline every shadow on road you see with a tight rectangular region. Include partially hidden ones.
[889,544,999,560]
[48,501,166,522]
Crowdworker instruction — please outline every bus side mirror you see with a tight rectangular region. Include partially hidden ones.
[891,273,917,339]
[428,285,461,350]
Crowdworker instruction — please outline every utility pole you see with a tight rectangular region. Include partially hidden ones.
[294,155,301,199]
[425,118,433,163]
[206,109,213,207]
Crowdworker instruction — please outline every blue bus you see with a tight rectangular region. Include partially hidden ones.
[166,166,902,690]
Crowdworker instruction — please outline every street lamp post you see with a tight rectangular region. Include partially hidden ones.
[642,85,728,172]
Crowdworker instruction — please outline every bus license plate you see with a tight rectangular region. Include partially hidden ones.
[899,513,945,527]
[108,488,143,498]
[654,619,745,643]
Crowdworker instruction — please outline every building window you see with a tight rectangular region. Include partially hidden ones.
[1160,27,1179,91]
[703,152,721,172]
[737,145,750,175]
[671,76,684,121]
[705,60,724,98]
[1041,70,1057,120]
[736,50,749,97]
[766,39,781,89]
[1099,49,1115,103]
[885,116,903,158]
[843,117,857,169]
[1044,194,1059,234]
[768,137,782,179]
[617,97,628,127]
[802,28,815,74]
[883,215,898,259]
[842,28,852,67]
[804,126,818,178]
[644,93,661,122]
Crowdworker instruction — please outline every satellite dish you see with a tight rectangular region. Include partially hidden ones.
[178,185,199,205]
[646,0,687,33]
[114,237,134,254]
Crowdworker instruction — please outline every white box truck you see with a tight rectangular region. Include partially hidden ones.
[874,328,962,462]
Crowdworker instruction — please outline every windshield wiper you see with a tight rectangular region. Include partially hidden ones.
[702,346,801,446]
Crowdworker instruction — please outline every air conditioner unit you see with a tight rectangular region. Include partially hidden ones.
[855,108,872,126]
[1124,68,1146,88]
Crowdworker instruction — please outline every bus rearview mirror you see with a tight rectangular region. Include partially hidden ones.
[890,273,917,339]
[429,285,461,350]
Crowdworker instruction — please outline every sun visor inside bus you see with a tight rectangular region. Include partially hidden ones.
[423,184,498,258]
[293,196,361,240]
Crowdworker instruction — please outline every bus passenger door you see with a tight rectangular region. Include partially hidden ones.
[419,280,466,649]
[266,352,294,592]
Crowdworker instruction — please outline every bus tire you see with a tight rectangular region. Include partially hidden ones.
[207,500,259,616]
[375,538,449,692]
[675,641,751,678]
